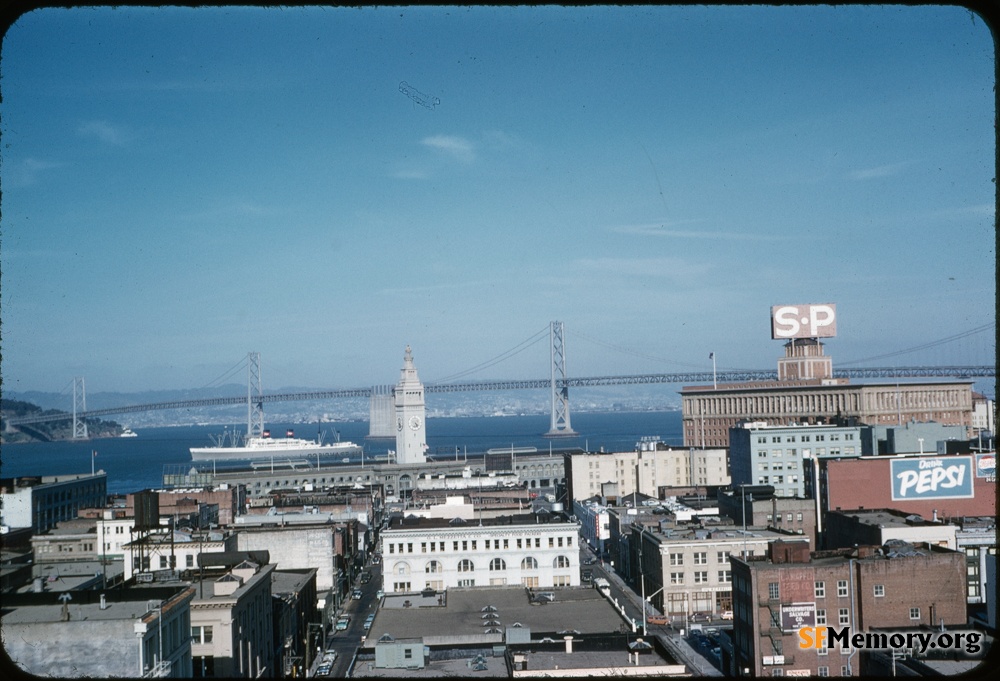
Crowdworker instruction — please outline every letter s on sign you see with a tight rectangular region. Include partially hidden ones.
[772,306,800,338]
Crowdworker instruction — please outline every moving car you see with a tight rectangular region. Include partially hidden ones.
[647,614,669,625]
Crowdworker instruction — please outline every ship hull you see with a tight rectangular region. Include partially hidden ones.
[190,439,362,462]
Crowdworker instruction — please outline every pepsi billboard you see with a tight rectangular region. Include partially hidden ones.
[890,456,974,500]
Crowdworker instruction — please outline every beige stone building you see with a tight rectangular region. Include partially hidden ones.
[565,441,730,502]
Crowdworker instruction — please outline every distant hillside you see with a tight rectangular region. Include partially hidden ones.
[0,398,124,444]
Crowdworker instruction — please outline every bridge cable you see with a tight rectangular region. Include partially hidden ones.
[197,355,249,390]
[838,322,995,367]
[569,330,713,371]
[429,325,551,384]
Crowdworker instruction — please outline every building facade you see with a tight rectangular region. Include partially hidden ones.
[1,472,108,533]
[565,442,729,503]
[378,514,581,592]
[730,540,967,678]
[682,380,974,448]
[730,422,863,497]
[2,585,195,678]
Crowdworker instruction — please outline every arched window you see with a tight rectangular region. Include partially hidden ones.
[458,559,475,573]
[425,560,442,574]
[554,555,570,569]
[490,558,506,571]
[393,562,411,576]
[521,556,538,570]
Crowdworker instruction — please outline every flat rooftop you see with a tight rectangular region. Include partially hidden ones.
[365,586,625,645]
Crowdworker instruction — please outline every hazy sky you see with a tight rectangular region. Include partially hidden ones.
[1,5,995,395]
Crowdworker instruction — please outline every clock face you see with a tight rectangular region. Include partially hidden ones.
[396,418,403,431]
[408,416,422,430]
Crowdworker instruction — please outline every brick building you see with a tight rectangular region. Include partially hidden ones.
[730,539,967,677]
[817,452,996,521]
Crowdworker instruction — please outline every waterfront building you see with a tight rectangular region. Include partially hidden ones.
[163,451,568,498]
[730,539,967,678]
[394,345,428,465]
[729,421,863,497]
[2,584,195,678]
[378,513,581,592]
[564,439,729,503]
[0,471,107,534]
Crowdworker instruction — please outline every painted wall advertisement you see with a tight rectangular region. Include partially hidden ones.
[890,456,974,500]
[780,602,816,633]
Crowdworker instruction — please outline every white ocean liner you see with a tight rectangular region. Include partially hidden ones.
[190,426,361,461]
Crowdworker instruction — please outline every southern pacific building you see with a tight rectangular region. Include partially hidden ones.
[681,339,974,448]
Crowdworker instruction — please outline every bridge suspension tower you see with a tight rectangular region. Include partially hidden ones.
[247,351,264,438]
[545,321,577,437]
[72,376,88,439]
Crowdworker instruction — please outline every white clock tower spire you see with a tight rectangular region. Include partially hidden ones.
[394,345,427,464]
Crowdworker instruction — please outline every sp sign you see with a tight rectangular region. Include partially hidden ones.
[771,304,837,339]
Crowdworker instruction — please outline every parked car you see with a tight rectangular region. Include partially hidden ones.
[316,664,331,676]
[690,612,712,622]
[720,610,734,620]
[352,589,363,599]
[360,572,372,584]
[335,615,350,631]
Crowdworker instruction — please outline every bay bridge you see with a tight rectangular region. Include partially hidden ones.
[6,321,994,438]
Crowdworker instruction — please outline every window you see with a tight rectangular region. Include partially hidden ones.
[191,625,214,644]
[718,570,731,583]
[717,551,730,563]
[521,556,538,570]
[816,609,826,625]
[874,584,885,598]
[186,555,195,568]
[490,558,506,571]
[458,559,474,573]
[554,555,570,569]
[670,572,684,584]
[817,666,829,677]
[425,560,442,574]
[694,552,707,565]
[407,543,413,553]
[695,571,708,584]
[768,582,780,600]
[815,581,826,598]
[457,578,474,587]
[670,553,683,566]
[404,650,413,660]
[910,607,920,620]
[838,608,849,625]
[837,580,848,597]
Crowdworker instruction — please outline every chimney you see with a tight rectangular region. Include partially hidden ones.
[564,636,574,654]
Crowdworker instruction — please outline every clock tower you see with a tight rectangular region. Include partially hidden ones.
[393,345,427,464]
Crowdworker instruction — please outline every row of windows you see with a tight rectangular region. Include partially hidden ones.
[756,432,856,445]
[386,535,572,555]
[402,556,573,573]
[670,570,731,584]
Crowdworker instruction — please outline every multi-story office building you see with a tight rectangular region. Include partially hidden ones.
[730,422,863,497]
[681,342,975,448]
[378,513,580,592]
[631,523,798,618]
[730,540,967,678]
[823,508,958,551]
[565,441,729,503]
[0,472,108,533]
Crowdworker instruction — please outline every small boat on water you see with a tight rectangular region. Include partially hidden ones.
[120,428,138,438]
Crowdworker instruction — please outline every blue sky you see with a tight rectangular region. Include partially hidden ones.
[1,5,995,395]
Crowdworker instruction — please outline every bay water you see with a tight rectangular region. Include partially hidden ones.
[0,411,683,495]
